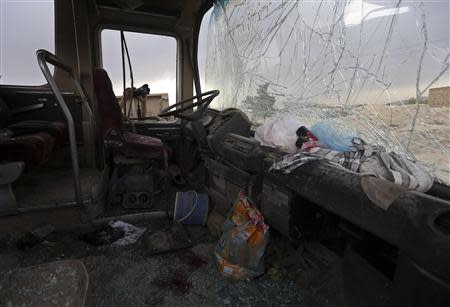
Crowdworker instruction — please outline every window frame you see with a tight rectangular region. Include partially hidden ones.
[193,5,213,96]
[97,25,180,105]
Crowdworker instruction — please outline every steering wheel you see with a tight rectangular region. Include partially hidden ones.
[158,90,219,121]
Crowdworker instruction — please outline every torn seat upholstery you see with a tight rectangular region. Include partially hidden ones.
[0,133,55,170]
[0,97,66,170]
[8,120,66,145]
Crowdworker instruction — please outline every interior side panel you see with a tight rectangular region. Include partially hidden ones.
[0,88,83,142]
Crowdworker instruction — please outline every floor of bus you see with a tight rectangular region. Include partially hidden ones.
[14,166,101,208]
[0,217,343,307]
[2,150,346,306]
[1,171,348,306]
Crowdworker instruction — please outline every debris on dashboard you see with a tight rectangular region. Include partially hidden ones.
[215,192,269,279]
[173,190,209,225]
[255,115,305,154]
[310,120,358,152]
[295,125,321,151]
[255,114,434,205]
[255,116,357,153]
[270,137,433,200]
[255,115,358,154]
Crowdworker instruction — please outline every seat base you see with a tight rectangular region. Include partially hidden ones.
[121,131,166,160]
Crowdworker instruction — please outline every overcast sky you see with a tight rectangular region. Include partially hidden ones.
[0,0,55,86]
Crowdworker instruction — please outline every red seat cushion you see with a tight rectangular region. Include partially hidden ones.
[121,131,165,160]
[8,120,66,145]
[0,132,55,170]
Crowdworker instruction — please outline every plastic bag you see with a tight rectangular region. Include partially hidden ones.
[215,192,270,279]
[296,126,321,150]
[255,116,304,153]
[310,121,357,152]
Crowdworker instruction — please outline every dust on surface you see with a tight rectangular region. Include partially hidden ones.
[0,220,333,307]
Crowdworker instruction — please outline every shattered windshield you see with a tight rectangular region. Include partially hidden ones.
[205,0,450,183]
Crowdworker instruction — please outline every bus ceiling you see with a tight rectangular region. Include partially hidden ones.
[93,0,213,20]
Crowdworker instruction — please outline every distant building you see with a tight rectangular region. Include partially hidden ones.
[143,93,169,118]
[117,92,169,119]
[429,86,450,108]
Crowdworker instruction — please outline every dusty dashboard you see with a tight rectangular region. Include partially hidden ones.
[214,131,450,306]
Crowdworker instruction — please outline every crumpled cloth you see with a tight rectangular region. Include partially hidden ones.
[269,138,376,173]
[360,177,408,210]
[358,151,433,192]
[270,138,433,195]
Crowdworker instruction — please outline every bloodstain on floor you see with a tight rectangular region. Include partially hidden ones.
[177,251,207,271]
[151,269,192,295]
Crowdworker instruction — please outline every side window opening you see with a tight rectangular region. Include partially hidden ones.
[0,0,55,86]
[100,29,176,119]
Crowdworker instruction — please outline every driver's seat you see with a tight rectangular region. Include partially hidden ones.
[93,68,166,160]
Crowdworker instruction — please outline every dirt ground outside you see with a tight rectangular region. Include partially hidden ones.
[360,104,450,184]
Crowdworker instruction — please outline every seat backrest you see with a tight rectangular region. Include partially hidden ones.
[93,68,124,140]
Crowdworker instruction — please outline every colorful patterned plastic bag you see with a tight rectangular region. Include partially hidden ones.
[215,192,269,279]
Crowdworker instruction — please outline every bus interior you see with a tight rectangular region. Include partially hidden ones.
[0,0,449,306]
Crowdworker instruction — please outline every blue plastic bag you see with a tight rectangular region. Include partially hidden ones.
[310,121,357,152]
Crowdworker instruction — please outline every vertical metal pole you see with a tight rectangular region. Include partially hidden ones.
[38,61,82,206]
[121,32,134,118]
[120,30,127,115]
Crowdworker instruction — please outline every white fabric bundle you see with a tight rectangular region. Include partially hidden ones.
[255,116,303,154]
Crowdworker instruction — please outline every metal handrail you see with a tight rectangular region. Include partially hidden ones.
[36,49,94,207]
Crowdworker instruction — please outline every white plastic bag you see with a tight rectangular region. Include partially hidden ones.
[255,116,303,153]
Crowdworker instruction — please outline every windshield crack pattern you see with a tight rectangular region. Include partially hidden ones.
[206,0,450,183]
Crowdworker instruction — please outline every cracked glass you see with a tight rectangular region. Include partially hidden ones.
[205,0,450,183]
